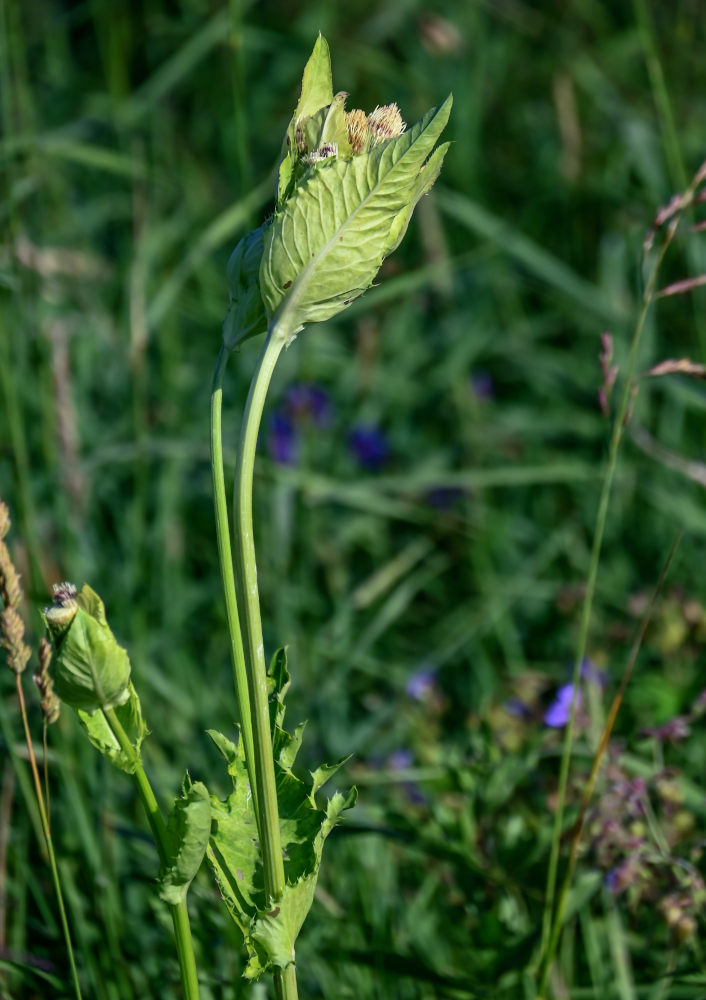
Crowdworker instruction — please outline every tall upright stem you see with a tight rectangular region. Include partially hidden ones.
[233,330,285,884]
[103,708,201,1000]
[211,346,258,816]
[232,328,299,999]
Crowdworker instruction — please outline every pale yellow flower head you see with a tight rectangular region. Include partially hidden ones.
[345,108,369,154]
[367,103,406,144]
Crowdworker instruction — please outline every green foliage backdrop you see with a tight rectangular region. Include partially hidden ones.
[2,1,706,997]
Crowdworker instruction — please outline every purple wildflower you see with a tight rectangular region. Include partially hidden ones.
[642,716,691,744]
[426,486,465,510]
[267,411,297,465]
[387,748,414,771]
[405,665,437,701]
[404,782,427,806]
[605,863,636,895]
[544,683,581,728]
[348,425,389,471]
[506,697,533,719]
[470,371,494,401]
[286,383,331,427]
[386,749,426,805]
[580,657,607,687]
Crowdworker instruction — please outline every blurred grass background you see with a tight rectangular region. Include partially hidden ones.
[2,1,706,997]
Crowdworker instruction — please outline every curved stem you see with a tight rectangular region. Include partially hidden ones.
[16,676,82,1000]
[232,330,299,1000]
[211,345,258,815]
[103,707,201,1000]
[233,330,286,889]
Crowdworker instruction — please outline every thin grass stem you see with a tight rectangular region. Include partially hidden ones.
[536,233,674,997]
[15,675,82,1000]
[539,535,680,987]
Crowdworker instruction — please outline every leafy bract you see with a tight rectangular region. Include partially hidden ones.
[76,681,147,773]
[45,584,132,713]
[223,224,269,350]
[277,34,334,205]
[206,648,356,979]
[159,779,212,905]
[292,34,333,127]
[223,35,451,350]
[260,94,452,344]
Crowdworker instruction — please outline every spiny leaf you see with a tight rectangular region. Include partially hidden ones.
[76,682,147,773]
[159,779,212,905]
[205,653,356,980]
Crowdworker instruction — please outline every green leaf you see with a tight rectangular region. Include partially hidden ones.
[246,782,357,979]
[277,35,334,204]
[310,755,352,799]
[261,94,453,343]
[223,224,269,350]
[267,646,291,736]
[46,584,132,713]
[205,653,356,979]
[267,648,306,772]
[292,34,333,125]
[76,682,147,773]
[159,779,212,905]
[206,729,262,935]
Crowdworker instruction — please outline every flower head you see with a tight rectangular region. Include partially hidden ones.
[345,109,369,154]
[267,411,297,465]
[43,584,132,713]
[367,103,406,144]
[544,683,580,728]
[222,35,451,348]
[285,383,331,427]
[405,665,437,701]
[348,425,389,471]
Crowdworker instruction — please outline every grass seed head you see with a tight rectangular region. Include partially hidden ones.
[1,606,31,675]
[33,637,60,724]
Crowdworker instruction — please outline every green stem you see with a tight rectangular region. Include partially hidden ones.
[103,707,201,1000]
[233,330,286,888]
[232,328,299,1000]
[16,676,82,1000]
[535,236,673,997]
[275,964,300,1000]
[210,345,258,815]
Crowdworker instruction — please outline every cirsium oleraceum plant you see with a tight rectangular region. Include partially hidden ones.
[37,35,451,1000]
[224,33,452,348]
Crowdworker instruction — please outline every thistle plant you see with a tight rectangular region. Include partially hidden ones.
[211,34,450,998]
[28,35,451,1000]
